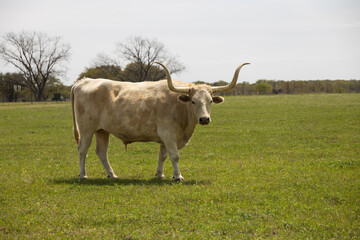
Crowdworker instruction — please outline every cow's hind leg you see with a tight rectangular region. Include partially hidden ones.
[78,132,93,179]
[95,130,118,178]
[156,144,167,179]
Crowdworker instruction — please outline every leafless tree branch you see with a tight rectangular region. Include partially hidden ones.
[115,36,185,82]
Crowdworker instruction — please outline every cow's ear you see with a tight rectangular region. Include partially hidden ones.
[178,95,191,103]
[212,96,224,104]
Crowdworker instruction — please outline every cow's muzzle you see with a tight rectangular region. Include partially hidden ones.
[199,117,210,125]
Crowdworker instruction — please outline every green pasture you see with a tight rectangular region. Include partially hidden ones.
[0,94,359,239]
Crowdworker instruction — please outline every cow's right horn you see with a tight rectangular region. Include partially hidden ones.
[155,62,190,93]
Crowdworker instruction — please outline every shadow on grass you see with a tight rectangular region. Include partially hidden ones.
[51,177,211,186]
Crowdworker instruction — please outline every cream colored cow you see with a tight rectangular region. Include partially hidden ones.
[71,62,249,181]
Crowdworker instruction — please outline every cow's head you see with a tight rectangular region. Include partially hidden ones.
[156,62,250,125]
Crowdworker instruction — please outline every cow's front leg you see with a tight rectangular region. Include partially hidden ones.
[169,149,184,181]
[163,141,183,181]
[158,128,184,181]
[156,144,167,179]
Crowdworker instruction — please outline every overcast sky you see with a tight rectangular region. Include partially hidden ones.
[0,0,359,85]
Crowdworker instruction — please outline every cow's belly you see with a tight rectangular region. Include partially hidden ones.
[101,115,162,144]
[112,129,162,144]
[113,132,162,144]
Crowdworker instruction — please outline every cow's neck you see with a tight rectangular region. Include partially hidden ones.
[182,104,198,143]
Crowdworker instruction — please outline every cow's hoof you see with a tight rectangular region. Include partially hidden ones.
[79,175,88,179]
[173,176,184,182]
[108,174,118,179]
[155,173,165,179]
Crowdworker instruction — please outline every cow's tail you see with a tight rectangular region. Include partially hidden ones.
[71,84,80,146]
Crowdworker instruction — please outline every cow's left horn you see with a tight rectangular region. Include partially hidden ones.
[155,62,190,93]
[212,63,250,93]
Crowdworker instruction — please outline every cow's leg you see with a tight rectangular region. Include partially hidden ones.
[158,128,183,181]
[164,142,184,181]
[168,147,183,181]
[156,144,167,179]
[78,133,93,179]
[95,130,118,179]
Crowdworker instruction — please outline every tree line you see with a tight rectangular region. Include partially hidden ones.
[2,70,359,102]
[0,72,71,102]
[218,79,360,96]
[1,31,359,102]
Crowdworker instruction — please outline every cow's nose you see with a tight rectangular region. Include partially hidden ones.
[199,117,210,125]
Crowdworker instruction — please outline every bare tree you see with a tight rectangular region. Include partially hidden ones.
[0,31,70,101]
[115,36,185,82]
[91,52,120,67]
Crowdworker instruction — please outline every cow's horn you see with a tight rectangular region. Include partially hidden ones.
[211,63,250,93]
[155,62,190,93]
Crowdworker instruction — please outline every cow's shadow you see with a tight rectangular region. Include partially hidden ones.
[51,177,210,186]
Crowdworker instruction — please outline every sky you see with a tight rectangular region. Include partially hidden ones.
[0,0,359,85]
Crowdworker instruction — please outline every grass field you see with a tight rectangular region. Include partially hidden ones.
[0,94,359,239]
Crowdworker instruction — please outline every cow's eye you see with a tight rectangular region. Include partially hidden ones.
[192,101,195,104]
[210,100,213,104]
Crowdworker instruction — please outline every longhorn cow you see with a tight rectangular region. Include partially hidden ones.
[71,62,249,181]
